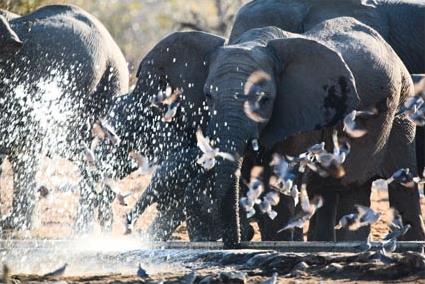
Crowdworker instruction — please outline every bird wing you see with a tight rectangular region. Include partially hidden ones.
[355,204,370,217]
[196,129,213,154]
[300,185,310,212]
[217,151,235,162]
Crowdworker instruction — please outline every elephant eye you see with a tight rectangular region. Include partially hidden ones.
[205,92,212,99]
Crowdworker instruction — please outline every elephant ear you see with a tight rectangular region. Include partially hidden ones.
[261,36,360,148]
[0,15,22,51]
[135,31,225,124]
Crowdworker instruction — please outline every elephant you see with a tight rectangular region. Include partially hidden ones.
[229,0,425,180]
[0,4,129,231]
[139,16,424,247]
[94,41,255,241]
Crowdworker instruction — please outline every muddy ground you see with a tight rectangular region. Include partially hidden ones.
[1,158,425,283]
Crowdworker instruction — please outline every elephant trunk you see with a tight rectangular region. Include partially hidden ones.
[208,101,254,248]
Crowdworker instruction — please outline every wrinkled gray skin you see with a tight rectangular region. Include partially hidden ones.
[230,0,425,181]
[96,36,254,241]
[230,0,425,73]
[145,17,422,247]
[229,0,425,242]
[0,5,129,231]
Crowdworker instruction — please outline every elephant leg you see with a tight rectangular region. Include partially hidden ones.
[1,152,39,230]
[146,197,185,241]
[383,116,425,240]
[258,193,295,241]
[308,190,339,241]
[306,175,340,241]
[97,184,116,233]
[74,166,99,234]
[127,149,199,233]
[185,171,222,241]
[335,181,371,241]
[388,182,425,240]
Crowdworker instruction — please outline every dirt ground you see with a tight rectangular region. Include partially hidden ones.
[1,158,425,283]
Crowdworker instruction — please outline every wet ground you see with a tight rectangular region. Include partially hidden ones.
[1,239,425,283]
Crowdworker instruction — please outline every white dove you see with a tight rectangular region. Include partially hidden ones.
[92,118,121,146]
[82,142,96,167]
[196,128,234,170]
[259,191,280,220]
[278,186,323,232]
[129,151,153,175]
[343,109,377,138]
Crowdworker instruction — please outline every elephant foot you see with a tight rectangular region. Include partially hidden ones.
[146,208,185,241]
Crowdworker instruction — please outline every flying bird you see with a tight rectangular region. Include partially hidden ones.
[242,70,272,123]
[196,128,234,170]
[258,191,280,220]
[335,213,358,230]
[343,109,377,138]
[105,184,132,207]
[355,205,380,228]
[129,151,153,175]
[92,119,121,146]
[269,154,296,195]
[277,186,323,232]
[150,86,182,108]
[336,205,380,231]
[383,209,411,240]
[398,90,425,126]
[162,101,180,122]
[240,166,265,218]
[291,185,300,207]
[313,131,350,178]
[82,142,96,167]
[43,263,68,277]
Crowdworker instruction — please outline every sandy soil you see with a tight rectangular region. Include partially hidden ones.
[0,157,425,283]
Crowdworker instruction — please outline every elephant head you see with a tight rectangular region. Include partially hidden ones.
[0,15,22,52]
[95,31,225,180]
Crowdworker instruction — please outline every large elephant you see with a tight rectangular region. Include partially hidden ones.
[0,5,129,231]
[94,37,254,240]
[139,16,424,247]
[229,0,425,178]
